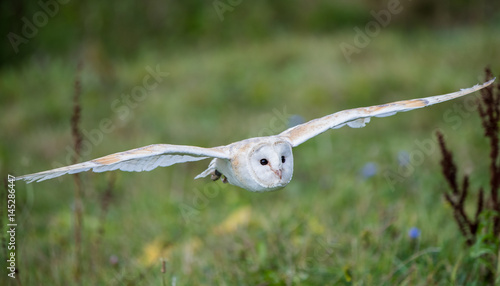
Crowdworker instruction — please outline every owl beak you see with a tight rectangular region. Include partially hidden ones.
[273,169,282,180]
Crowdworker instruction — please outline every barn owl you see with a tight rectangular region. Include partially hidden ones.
[17,78,495,192]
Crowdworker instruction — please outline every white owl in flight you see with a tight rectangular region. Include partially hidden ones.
[17,78,495,192]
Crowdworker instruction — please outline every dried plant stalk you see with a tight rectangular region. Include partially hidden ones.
[437,67,500,247]
[71,61,84,281]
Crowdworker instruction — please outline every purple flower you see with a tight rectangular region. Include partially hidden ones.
[398,151,410,167]
[287,115,305,128]
[360,162,378,178]
[109,255,119,265]
[408,227,421,239]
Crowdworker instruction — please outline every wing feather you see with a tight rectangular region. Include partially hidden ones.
[280,78,495,147]
[17,144,230,183]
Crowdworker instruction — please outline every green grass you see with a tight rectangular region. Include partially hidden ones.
[2,27,500,285]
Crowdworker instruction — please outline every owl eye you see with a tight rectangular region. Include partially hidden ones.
[281,156,286,163]
[260,159,268,165]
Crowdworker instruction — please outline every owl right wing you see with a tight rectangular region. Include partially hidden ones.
[279,78,495,147]
[16,144,230,183]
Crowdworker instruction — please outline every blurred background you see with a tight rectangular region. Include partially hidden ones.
[1,0,500,284]
[1,0,499,65]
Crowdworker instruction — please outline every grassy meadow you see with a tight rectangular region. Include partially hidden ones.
[2,27,500,285]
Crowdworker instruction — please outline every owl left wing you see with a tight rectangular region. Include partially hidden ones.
[279,78,495,147]
[16,144,230,183]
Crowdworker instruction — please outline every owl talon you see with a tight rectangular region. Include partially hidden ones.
[211,170,222,181]
[222,176,228,183]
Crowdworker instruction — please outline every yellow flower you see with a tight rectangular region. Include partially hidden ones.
[213,206,252,235]
[140,237,173,266]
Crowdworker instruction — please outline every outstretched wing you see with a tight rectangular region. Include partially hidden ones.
[16,144,230,183]
[279,78,496,147]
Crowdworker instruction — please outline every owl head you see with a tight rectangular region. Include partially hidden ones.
[241,138,294,192]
